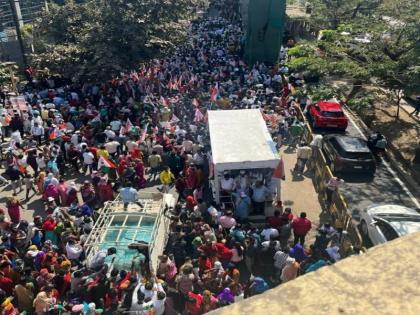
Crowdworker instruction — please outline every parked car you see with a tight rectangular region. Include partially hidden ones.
[322,135,376,174]
[360,204,420,245]
[307,101,348,130]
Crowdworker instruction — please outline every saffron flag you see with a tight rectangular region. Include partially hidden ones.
[194,108,204,123]
[273,158,285,179]
[260,110,270,121]
[49,128,58,140]
[98,156,117,169]
[210,83,219,102]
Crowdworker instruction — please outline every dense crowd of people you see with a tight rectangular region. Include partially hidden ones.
[0,1,359,314]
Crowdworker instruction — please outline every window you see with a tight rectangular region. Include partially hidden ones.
[321,111,344,118]
[376,221,399,241]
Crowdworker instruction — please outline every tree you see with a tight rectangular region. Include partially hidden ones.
[0,62,18,86]
[308,0,382,30]
[32,0,206,81]
[290,0,419,117]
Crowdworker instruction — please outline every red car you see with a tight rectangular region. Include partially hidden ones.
[308,101,348,130]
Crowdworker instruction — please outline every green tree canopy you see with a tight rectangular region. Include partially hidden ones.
[292,0,419,114]
[32,0,206,81]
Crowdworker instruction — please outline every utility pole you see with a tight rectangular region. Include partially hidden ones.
[8,0,27,66]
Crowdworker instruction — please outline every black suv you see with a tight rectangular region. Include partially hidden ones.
[322,135,376,175]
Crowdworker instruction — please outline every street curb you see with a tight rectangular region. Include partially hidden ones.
[344,106,420,203]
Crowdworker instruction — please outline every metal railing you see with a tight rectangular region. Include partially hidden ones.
[295,105,364,253]
[84,192,170,269]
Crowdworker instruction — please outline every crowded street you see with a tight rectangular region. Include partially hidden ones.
[0,0,419,314]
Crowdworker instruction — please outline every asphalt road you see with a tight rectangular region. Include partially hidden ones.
[310,110,420,222]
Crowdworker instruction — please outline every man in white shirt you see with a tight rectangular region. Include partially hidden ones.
[104,126,116,140]
[88,247,117,271]
[10,130,22,145]
[110,119,122,133]
[120,182,143,210]
[82,149,95,175]
[65,239,83,261]
[105,140,120,156]
[31,122,44,145]
[220,172,235,193]
[261,224,279,241]
[71,131,80,146]
[131,278,166,315]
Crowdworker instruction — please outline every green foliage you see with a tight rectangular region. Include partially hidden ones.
[0,62,18,86]
[299,0,419,104]
[287,43,315,58]
[336,24,352,33]
[307,84,341,102]
[347,93,375,112]
[318,30,336,41]
[32,0,206,81]
[288,56,328,77]
[309,0,382,30]
[20,24,33,40]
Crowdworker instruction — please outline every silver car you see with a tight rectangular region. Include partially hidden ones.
[360,204,420,245]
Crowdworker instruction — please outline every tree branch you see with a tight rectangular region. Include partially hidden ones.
[383,40,420,61]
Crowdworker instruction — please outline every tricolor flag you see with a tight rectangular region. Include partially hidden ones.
[140,122,149,143]
[49,128,58,140]
[98,156,117,169]
[272,158,285,179]
[125,118,134,131]
[170,114,180,123]
[210,83,219,102]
